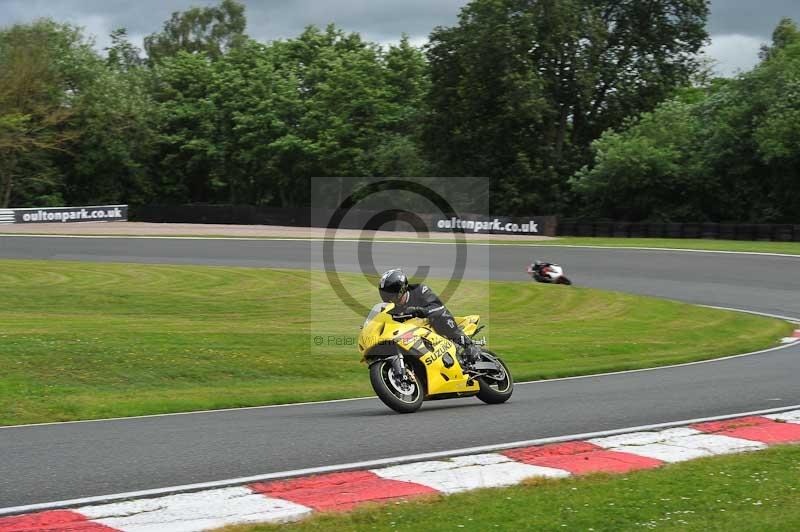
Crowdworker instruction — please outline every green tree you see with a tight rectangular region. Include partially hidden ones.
[210,39,305,205]
[753,19,800,163]
[143,21,432,208]
[61,30,158,206]
[746,22,800,220]
[759,17,800,60]
[570,97,709,221]
[0,20,98,207]
[265,25,425,205]
[573,18,800,223]
[149,51,220,202]
[369,35,431,177]
[106,28,144,70]
[425,0,709,214]
[144,0,247,63]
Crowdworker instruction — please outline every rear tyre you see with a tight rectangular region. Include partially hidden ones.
[369,359,423,413]
[476,350,514,405]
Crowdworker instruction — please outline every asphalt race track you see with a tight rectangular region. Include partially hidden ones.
[1,235,799,509]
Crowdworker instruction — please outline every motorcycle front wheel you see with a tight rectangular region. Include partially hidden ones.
[476,350,514,405]
[369,359,424,413]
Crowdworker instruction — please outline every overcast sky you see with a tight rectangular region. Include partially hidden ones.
[1,0,798,77]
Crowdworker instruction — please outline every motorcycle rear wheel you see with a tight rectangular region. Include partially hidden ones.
[370,360,424,413]
[476,350,514,405]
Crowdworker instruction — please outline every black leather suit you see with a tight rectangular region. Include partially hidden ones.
[391,284,471,347]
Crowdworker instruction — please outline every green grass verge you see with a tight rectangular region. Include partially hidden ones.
[219,444,800,532]
[0,260,791,426]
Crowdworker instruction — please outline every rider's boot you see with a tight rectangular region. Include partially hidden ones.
[459,340,482,370]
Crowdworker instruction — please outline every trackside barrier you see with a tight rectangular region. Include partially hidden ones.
[131,205,798,242]
[133,205,558,236]
[0,205,127,225]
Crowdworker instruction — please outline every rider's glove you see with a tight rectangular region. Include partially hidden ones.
[404,306,427,318]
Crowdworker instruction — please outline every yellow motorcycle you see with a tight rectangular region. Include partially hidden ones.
[358,302,513,413]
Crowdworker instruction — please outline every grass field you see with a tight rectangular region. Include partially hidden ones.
[0,260,791,426]
[220,444,800,532]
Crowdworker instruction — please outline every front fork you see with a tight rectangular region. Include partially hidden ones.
[390,354,407,380]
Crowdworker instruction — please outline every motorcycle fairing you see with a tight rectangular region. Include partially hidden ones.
[358,303,479,396]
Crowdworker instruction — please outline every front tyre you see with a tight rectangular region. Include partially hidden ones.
[476,350,514,405]
[369,360,423,413]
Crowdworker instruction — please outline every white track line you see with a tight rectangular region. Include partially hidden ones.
[701,305,800,324]
[3,403,799,517]
[0,396,374,430]
[1,233,799,258]
[3,306,797,431]
[513,339,800,385]
[503,243,800,258]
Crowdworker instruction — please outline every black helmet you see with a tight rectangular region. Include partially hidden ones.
[379,269,408,304]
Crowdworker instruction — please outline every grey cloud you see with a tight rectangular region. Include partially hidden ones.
[1,0,208,36]
[1,0,798,74]
[244,0,465,42]
[708,0,800,37]
[0,0,466,45]
[703,34,764,77]
[2,0,798,43]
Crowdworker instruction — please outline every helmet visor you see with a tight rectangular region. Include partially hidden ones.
[379,285,404,303]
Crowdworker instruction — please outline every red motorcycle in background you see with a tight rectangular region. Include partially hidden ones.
[527,261,573,285]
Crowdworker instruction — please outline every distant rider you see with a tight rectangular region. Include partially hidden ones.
[378,269,482,368]
[529,260,552,281]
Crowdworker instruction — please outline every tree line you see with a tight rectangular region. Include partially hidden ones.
[0,0,797,222]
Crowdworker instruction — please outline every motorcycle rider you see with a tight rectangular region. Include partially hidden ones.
[530,260,552,281]
[378,268,482,369]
